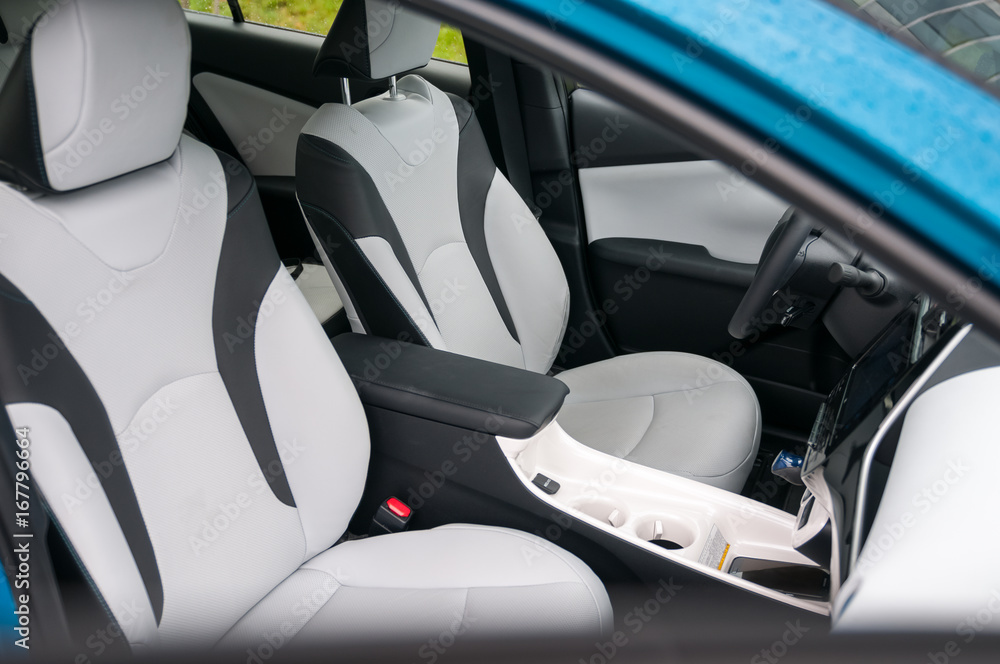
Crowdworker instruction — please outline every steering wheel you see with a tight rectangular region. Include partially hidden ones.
[728,208,815,339]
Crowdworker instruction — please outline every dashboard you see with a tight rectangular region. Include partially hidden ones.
[798,296,965,580]
[806,297,958,473]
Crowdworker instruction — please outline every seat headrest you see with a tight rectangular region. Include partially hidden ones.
[314,0,440,81]
[0,0,190,192]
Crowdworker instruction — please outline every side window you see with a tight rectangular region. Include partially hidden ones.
[179,1,467,64]
[848,0,1000,89]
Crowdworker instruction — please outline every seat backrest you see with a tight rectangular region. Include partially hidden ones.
[297,0,570,374]
[0,0,369,648]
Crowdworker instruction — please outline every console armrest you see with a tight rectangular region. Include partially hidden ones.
[332,334,569,439]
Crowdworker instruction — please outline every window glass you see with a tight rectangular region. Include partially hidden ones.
[180,1,467,64]
[180,1,233,19]
[840,0,1000,89]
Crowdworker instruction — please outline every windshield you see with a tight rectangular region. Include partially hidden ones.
[834,1,1000,91]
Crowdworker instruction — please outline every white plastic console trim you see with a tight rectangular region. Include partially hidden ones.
[499,422,829,615]
[848,323,971,572]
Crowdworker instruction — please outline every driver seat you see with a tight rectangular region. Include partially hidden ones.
[297,0,760,492]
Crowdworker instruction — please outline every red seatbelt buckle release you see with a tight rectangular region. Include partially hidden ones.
[369,497,412,536]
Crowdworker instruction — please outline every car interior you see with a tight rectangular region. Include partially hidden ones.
[1,0,1000,656]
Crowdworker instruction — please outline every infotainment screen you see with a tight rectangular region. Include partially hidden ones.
[804,297,955,472]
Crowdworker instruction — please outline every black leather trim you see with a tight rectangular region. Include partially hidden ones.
[0,274,164,624]
[296,133,436,321]
[212,150,296,508]
[313,0,373,79]
[300,202,432,347]
[590,238,756,288]
[450,93,520,342]
[0,31,52,192]
[185,88,245,165]
[332,333,569,439]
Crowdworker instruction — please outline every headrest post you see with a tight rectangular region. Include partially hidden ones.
[340,78,352,105]
[388,75,400,100]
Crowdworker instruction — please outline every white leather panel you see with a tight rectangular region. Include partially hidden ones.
[416,241,524,368]
[193,73,316,177]
[835,367,1000,633]
[0,138,226,435]
[556,352,760,492]
[36,152,184,271]
[579,161,787,264]
[220,524,611,650]
[31,0,190,191]
[483,169,571,373]
[355,236,449,349]
[5,403,160,648]
[215,568,337,649]
[253,268,370,560]
[120,373,306,647]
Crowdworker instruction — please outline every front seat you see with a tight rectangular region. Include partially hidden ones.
[0,0,610,650]
[296,0,761,492]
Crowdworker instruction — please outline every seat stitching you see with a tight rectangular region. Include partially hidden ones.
[620,395,656,458]
[563,383,736,406]
[413,240,468,276]
[432,525,608,633]
[622,395,761,480]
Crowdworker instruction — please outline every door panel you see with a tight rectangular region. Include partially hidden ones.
[579,161,787,264]
[193,72,317,177]
[569,88,851,439]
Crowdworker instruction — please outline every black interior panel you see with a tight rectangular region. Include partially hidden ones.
[570,88,703,168]
[510,62,617,369]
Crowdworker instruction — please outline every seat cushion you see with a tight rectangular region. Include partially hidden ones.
[217,524,611,649]
[555,352,761,492]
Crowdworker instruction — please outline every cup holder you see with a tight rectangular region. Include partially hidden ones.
[634,515,696,550]
[571,498,629,528]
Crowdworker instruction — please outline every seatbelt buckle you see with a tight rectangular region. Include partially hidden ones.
[368,497,412,536]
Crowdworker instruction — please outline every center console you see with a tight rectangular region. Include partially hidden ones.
[332,333,831,615]
[332,296,988,623]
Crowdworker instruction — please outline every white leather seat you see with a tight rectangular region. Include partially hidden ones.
[295,0,761,492]
[0,0,610,651]
[220,524,608,647]
[556,353,760,490]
